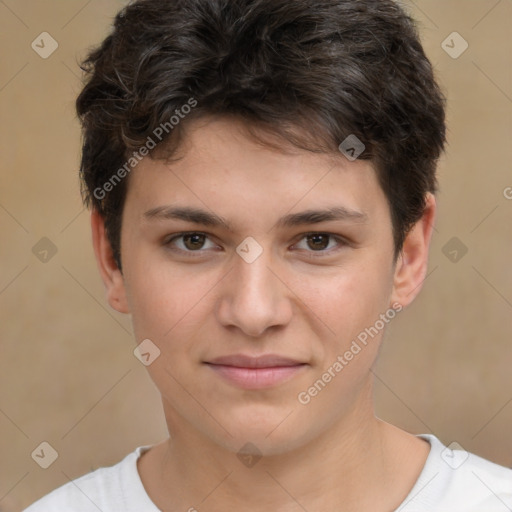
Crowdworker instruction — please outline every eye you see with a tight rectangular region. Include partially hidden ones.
[163,232,218,253]
[162,231,347,258]
[292,232,347,256]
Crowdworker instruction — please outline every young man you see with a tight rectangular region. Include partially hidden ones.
[25,0,512,510]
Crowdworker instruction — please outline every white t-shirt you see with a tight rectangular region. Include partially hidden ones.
[24,435,512,512]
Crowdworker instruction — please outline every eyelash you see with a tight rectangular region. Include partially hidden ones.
[163,231,348,259]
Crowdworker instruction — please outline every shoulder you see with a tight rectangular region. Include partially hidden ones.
[23,447,156,512]
[401,434,512,511]
[443,444,512,510]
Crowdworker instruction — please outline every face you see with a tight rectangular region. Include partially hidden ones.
[94,116,433,456]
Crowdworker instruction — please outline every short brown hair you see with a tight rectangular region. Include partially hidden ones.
[76,0,446,269]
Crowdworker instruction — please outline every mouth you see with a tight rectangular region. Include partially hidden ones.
[204,354,308,390]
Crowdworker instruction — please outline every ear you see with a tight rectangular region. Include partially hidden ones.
[90,209,131,314]
[390,193,436,309]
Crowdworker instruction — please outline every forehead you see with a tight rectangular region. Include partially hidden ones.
[124,117,387,224]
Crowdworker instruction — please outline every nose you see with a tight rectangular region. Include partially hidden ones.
[215,245,293,338]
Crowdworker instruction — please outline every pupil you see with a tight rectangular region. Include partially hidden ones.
[308,234,328,250]
[184,233,204,250]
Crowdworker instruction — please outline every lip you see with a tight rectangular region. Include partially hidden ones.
[204,354,308,389]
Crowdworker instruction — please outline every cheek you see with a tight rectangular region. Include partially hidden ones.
[300,260,393,339]
[293,267,394,411]
[125,257,220,343]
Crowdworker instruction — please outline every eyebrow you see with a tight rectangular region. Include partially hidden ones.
[142,205,369,230]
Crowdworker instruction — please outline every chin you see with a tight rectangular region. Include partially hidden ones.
[205,408,315,457]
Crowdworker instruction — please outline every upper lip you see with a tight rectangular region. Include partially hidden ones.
[205,354,306,368]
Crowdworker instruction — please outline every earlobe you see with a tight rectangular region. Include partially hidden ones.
[390,193,436,309]
[90,210,131,314]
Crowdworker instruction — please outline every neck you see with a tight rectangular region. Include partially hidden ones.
[138,380,429,511]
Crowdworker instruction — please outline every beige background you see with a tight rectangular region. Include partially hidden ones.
[1,0,511,510]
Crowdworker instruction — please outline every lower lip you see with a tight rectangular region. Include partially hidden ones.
[206,364,306,389]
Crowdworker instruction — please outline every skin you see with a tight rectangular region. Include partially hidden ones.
[92,116,436,512]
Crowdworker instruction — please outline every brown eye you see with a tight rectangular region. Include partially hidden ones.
[164,232,217,253]
[182,233,206,250]
[306,233,330,251]
[292,232,347,258]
